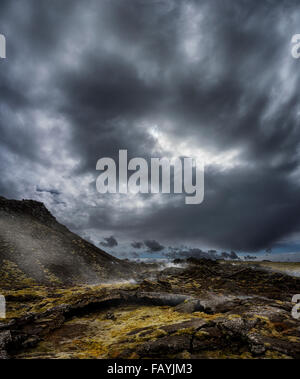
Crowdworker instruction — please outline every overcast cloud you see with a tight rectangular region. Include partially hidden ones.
[1,0,300,256]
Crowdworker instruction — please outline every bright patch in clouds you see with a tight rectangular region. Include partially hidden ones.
[149,125,241,170]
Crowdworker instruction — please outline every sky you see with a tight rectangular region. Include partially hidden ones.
[1,0,300,261]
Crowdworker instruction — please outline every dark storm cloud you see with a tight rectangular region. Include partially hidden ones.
[1,0,300,254]
[131,241,144,249]
[244,255,257,260]
[100,236,118,248]
[166,247,219,260]
[221,251,239,260]
[166,248,241,261]
[144,240,165,252]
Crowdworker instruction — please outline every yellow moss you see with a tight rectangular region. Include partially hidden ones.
[196,349,253,359]
[265,350,291,359]
[15,305,206,359]
[6,279,299,359]
[195,330,210,339]
[0,260,36,288]
[254,315,269,322]
[192,311,223,321]
[43,268,62,286]
[227,314,242,320]
[287,336,300,343]
[174,327,195,336]
[1,282,141,320]
[179,350,192,359]
[240,352,253,359]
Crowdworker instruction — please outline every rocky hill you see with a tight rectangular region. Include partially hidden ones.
[0,196,133,288]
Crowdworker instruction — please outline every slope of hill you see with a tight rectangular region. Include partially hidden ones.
[0,196,132,288]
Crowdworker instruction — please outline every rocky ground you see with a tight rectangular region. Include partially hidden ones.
[1,258,300,359]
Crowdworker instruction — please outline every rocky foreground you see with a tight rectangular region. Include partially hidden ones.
[1,258,300,359]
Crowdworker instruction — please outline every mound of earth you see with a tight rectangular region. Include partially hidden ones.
[0,196,134,287]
